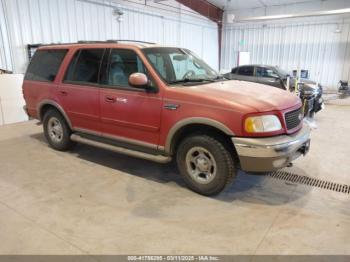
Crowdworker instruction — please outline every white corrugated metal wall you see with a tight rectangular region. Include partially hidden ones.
[221,18,350,90]
[0,0,219,73]
[0,0,218,126]
[0,0,12,71]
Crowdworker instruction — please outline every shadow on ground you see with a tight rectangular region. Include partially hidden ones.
[30,133,311,206]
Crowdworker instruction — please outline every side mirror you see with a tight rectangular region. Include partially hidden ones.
[129,73,149,89]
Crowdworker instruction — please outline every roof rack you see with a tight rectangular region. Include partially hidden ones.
[106,39,156,44]
[77,40,109,44]
[27,40,157,59]
[77,40,156,44]
[29,40,156,46]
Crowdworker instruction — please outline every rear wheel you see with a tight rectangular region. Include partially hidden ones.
[176,135,236,196]
[43,109,75,151]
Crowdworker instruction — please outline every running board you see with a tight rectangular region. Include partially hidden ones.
[70,134,171,164]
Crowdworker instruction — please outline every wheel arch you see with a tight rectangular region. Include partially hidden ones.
[164,117,235,155]
[37,100,72,129]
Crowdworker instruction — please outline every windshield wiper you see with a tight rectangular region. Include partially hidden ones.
[213,75,229,81]
[169,78,215,85]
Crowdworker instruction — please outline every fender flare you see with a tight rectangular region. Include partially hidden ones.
[164,117,234,154]
[37,99,72,129]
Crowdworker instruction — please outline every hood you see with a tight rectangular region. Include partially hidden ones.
[177,80,301,113]
[300,78,321,90]
[300,78,317,85]
[288,78,322,97]
[289,77,320,89]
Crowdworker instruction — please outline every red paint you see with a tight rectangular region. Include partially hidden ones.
[23,43,302,150]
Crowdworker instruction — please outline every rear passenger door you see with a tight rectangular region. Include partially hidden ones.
[59,48,105,133]
[99,48,162,147]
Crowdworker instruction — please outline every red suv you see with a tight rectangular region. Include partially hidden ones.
[23,41,311,196]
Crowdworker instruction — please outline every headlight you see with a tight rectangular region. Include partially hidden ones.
[244,115,282,133]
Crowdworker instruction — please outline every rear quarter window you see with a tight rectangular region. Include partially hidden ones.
[24,49,67,82]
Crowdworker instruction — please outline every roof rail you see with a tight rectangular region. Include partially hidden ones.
[27,40,157,59]
[77,40,108,44]
[31,40,156,46]
[106,39,156,44]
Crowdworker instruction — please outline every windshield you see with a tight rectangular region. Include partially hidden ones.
[142,47,219,84]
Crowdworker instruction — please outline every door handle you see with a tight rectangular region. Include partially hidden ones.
[105,96,116,103]
[116,97,127,103]
[59,91,68,96]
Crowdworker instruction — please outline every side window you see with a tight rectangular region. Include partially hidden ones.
[147,53,167,80]
[238,66,254,76]
[256,67,279,78]
[64,49,105,84]
[105,49,146,87]
[25,49,67,82]
[231,67,238,74]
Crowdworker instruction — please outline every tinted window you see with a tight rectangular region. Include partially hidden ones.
[64,49,105,84]
[103,49,146,87]
[238,66,254,76]
[231,67,238,74]
[64,51,79,81]
[25,49,67,82]
[256,67,279,78]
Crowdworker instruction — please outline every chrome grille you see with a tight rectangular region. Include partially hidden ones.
[285,107,302,130]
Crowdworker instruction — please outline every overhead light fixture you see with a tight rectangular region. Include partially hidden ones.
[113,7,124,22]
[234,7,350,22]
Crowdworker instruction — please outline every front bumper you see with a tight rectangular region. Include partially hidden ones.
[314,97,324,113]
[232,123,311,172]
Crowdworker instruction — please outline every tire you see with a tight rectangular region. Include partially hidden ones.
[309,110,315,119]
[176,135,236,196]
[43,109,75,151]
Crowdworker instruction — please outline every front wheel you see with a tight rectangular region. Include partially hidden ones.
[176,135,236,196]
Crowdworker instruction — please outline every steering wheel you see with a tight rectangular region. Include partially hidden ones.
[182,70,196,80]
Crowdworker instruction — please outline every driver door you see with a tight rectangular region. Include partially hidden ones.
[99,48,162,146]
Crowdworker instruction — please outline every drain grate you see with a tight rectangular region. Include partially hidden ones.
[268,170,350,194]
